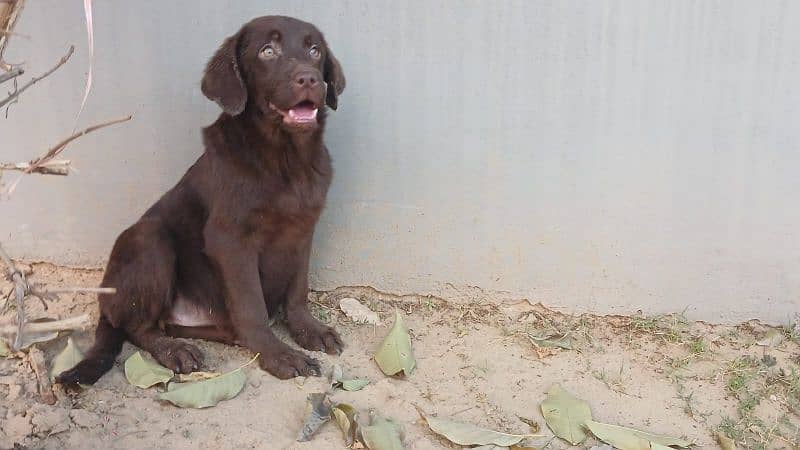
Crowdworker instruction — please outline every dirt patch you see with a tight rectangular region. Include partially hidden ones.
[1,263,799,449]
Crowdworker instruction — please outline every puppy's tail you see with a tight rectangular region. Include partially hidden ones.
[55,314,125,385]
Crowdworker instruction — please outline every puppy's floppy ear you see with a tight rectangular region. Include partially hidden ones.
[201,29,247,115]
[323,48,346,110]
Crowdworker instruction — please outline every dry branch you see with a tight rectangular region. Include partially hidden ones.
[0,159,70,175]
[0,240,27,349]
[36,286,115,295]
[0,65,21,84]
[0,44,73,109]
[0,0,127,357]
[0,241,109,350]
[0,313,91,336]
[1,114,133,194]
[24,114,132,173]
[0,0,25,69]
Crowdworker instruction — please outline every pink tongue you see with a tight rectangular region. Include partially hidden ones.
[290,105,316,120]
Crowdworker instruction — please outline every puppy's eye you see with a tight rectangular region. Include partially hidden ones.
[309,45,321,59]
[260,44,277,59]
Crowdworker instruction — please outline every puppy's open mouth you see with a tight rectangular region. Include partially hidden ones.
[270,100,318,125]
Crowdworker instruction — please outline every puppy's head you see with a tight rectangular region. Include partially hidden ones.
[201,16,346,132]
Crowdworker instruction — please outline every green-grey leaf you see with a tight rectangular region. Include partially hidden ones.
[297,393,333,441]
[157,367,246,408]
[329,364,370,391]
[341,378,370,391]
[50,337,83,381]
[423,415,537,446]
[651,444,674,450]
[374,310,416,376]
[124,351,174,388]
[756,329,783,347]
[0,338,9,357]
[528,334,572,350]
[585,420,692,450]
[360,411,404,450]
[19,331,60,349]
[540,384,592,445]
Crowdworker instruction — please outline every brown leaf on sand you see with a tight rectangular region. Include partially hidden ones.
[28,346,56,405]
[533,346,560,359]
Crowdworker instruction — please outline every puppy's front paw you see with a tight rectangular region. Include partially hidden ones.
[290,320,343,355]
[154,341,204,374]
[259,348,321,379]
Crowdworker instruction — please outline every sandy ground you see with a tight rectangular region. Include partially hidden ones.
[1,263,798,450]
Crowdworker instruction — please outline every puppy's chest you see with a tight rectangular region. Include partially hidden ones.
[244,175,329,240]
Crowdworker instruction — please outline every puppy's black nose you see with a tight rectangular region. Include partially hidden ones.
[293,71,318,88]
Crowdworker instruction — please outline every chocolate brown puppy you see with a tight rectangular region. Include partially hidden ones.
[57,15,346,384]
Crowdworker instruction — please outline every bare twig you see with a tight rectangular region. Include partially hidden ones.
[28,284,115,304]
[2,115,132,195]
[0,28,28,35]
[0,159,70,176]
[310,299,335,310]
[0,44,73,109]
[0,242,111,349]
[0,240,27,350]
[0,65,21,84]
[24,114,132,174]
[0,313,91,336]
[36,286,115,295]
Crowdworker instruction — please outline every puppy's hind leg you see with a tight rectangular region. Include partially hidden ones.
[106,220,203,374]
[57,219,201,384]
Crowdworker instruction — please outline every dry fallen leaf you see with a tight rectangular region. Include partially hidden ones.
[332,403,358,447]
[157,354,256,409]
[49,337,83,382]
[528,333,573,350]
[422,414,538,446]
[330,364,370,392]
[340,297,380,325]
[533,346,560,359]
[585,420,691,449]
[159,368,246,409]
[359,410,404,450]
[342,379,370,391]
[717,432,736,450]
[517,416,541,433]
[124,351,173,388]
[297,393,333,442]
[374,310,416,376]
[18,330,59,349]
[756,329,783,348]
[0,338,9,357]
[540,384,592,445]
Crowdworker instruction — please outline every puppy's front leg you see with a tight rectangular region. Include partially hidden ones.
[204,224,320,378]
[283,242,343,355]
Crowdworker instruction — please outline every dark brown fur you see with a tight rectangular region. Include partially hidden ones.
[57,15,346,384]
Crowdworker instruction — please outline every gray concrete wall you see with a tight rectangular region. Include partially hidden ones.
[2,1,798,323]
